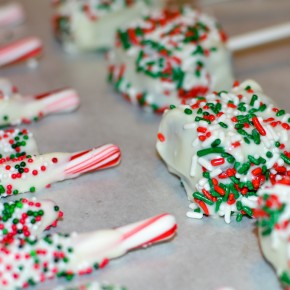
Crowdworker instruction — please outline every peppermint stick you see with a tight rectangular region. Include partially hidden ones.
[0,144,121,198]
[0,78,80,126]
[0,213,177,289]
[0,37,43,67]
[0,2,25,27]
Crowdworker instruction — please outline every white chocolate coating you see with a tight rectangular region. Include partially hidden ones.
[257,184,290,288]
[0,213,176,289]
[53,0,164,52]
[0,128,38,158]
[109,6,234,112]
[0,198,62,244]
[157,80,290,223]
[0,78,80,126]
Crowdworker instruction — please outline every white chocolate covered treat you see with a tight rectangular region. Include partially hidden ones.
[0,213,177,289]
[0,2,25,27]
[0,144,121,198]
[108,6,234,112]
[0,37,43,68]
[0,197,63,244]
[0,128,38,159]
[52,0,164,53]
[257,184,290,289]
[0,78,80,126]
[157,80,290,223]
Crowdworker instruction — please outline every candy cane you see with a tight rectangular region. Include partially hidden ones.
[0,2,25,27]
[0,198,63,244]
[0,144,121,198]
[0,37,43,67]
[0,213,176,289]
[116,213,177,251]
[32,87,80,115]
[0,81,80,126]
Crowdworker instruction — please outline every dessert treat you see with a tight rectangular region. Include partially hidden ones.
[256,184,290,288]
[0,198,63,244]
[157,80,290,223]
[0,144,121,198]
[0,2,25,27]
[108,6,234,112]
[52,0,165,53]
[0,128,38,159]
[0,78,80,126]
[0,37,43,68]
[0,213,177,289]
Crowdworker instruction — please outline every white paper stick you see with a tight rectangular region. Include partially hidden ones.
[228,22,290,52]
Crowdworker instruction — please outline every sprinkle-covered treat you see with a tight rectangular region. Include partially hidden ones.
[256,184,290,289]
[0,144,121,198]
[157,80,290,223]
[108,6,234,113]
[0,213,177,289]
[0,37,43,68]
[0,128,38,159]
[52,0,164,53]
[0,78,80,126]
[0,2,25,27]
[0,198,63,245]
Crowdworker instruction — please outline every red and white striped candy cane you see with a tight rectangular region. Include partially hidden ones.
[0,2,25,27]
[0,144,121,198]
[33,87,80,115]
[0,37,43,67]
[65,144,121,177]
[117,213,177,251]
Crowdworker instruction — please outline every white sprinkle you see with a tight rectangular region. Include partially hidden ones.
[186,211,203,219]
[190,155,198,177]
[224,205,232,224]
[198,157,213,171]
[210,168,222,178]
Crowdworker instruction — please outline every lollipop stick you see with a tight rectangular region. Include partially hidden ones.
[228,22,290,52]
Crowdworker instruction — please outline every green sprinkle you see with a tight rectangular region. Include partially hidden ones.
[276,109,285,117]
[219,122,228,128]
[192,192,214,205]
[29,187,36,193]
[184,108,192,115]
[266,151,273,158]
[250,94,258,106]
[280,153,290,165]
[197,147,225,157]
[211,139,221,148]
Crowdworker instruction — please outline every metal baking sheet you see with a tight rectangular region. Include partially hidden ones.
[1,0,290,289]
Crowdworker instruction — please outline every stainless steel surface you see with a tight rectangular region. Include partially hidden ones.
[1,0,290,289]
